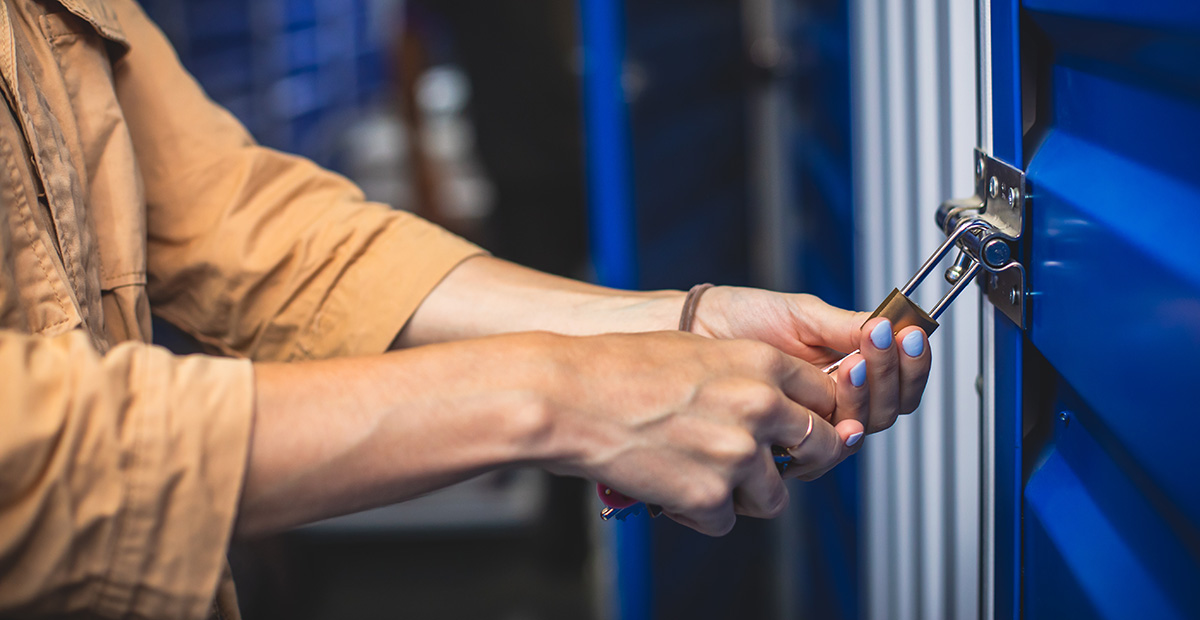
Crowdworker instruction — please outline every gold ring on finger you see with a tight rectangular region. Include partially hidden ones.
[785,413,815,456]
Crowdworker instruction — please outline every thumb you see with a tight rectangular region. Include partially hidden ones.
[792,294,870,355]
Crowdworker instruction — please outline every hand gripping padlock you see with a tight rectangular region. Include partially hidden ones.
[820,218,989,375]
[598,219,1000,516]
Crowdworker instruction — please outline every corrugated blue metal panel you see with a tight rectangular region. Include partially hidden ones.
[1001,0,1200,617]
[1024,385,1199,620]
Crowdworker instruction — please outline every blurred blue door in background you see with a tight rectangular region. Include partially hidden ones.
[581,1,867,618]
[580,1,773,619]
[989,1,1200,617]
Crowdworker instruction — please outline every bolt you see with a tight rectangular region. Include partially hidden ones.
[1009,287,1021,305]
[989,176,999,199]
[983,238,1011,267]
[1007,186,1018,206]
[976,158,985,178]
[945,250,972,284]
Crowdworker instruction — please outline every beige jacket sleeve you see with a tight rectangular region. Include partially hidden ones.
[111,0,483,362]
[0,2,260,617]
[0,330,254,619]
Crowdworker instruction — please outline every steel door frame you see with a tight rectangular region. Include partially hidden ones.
[980,0,1026,617]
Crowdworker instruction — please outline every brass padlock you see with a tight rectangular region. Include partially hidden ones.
[822,219,990,374]
[868,288,940,337]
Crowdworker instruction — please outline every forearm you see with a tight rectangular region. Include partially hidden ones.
[239,258,689,536]
[237,333,561,537]
[393,255,685,347]
[237,315,869,539]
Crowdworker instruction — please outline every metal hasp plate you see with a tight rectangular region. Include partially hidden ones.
[936,149,1027,328]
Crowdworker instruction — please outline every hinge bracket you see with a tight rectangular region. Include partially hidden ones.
[936,149,1027,328]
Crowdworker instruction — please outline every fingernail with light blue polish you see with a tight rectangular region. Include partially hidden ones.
[870,320,893,350]
[902,331,924,357]
[846,432,863,447]
[850,360,867,387]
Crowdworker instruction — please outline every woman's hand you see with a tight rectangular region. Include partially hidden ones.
[687,286,932,435]
[386,257,931,534]
[534,331,864,536]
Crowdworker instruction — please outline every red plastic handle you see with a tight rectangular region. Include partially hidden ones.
[597,483,639,509]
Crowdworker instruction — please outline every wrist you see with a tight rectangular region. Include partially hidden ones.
[416,333,569,468]
[577,290,686,334]
[685,285,733,339]
[499,332,590,471]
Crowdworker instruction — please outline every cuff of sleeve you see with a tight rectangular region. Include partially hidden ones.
[95,345,255,620]
[294,211,486,359]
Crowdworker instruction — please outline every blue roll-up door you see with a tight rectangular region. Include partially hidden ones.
[989,1,1200,617]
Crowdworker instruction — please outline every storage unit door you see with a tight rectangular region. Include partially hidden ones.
[988,1,1200,618]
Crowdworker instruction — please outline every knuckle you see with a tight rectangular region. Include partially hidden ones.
[869,416,898,434]
[871,348,900,373]
[706,434,740,462]
[798,470,825,482]
[902,393,923,414]
[737,339,783,374]
[712,515,736,537]
[714,433,760,468]
[686,478,730,513]
[737,382,781,418]
[707,380,780,425]
[763,488,789,518]
[694,509,736,537]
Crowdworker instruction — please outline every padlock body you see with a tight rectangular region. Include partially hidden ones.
[867,288,939,336]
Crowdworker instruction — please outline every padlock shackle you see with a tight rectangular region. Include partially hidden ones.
[901,219,989,297]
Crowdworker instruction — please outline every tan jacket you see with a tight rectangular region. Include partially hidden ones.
[0,0,481,617]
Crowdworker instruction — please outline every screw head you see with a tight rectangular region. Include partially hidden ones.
[976,158,985,178]
[1059,411,1070,426]
[1009,287,1020,305]
[1007,186,1018,206]
[989,176,999,199]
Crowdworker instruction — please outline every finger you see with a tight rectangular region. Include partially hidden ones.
[797,419,867,479]
[753,387,826,451]
[663,495,737,537]
[781,414,864,481]
[789,293,871,355]
[860,317,901,434]
[896,327,932,414]
[773,351,837,418]
[733,449,791,519]
[832,353,869,426]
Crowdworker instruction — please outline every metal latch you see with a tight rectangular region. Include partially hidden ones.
[935,149,1027,328]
